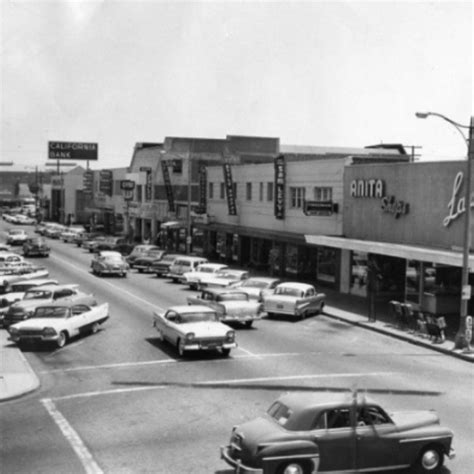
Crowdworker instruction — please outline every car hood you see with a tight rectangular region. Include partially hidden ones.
[11,317,64,330]
[180,321,231,336]
[2,292,25,303]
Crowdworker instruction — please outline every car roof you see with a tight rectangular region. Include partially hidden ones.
[133,244,160,250]
[98,251,123,257]
[27,283,79,291]
[11,278,57,287]
[217,269,248,275]
[36,300,92,309]
[168,304,217,314]
[278,392,378,412]
[245,277,281,283]
[276,282,315,290]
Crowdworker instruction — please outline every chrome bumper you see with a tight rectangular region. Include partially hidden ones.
[220,446,262,474]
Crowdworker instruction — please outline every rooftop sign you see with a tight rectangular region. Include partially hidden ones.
[48,141,98,160]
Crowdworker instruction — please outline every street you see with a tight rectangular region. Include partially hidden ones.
[1,225,473,474]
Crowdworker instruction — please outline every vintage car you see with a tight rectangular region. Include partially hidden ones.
[2,284,94,328]
[221,391,455,474]
[198,269,250,289]
[23,237,50,257]
[91,251,128,277]
[126,244,161,268]
[133,249,167,273]
[8,300,109,348]
[181,262,229,289]
[0,252,26,268]
[230,277,283,301]
[43,223,67,239]
[12,214,36,225]
[83,235,108,252]
[167,256,209,283]
[93,236,129,253]
[263,282,325,319]
[6,229,28,245]
[187,288,263,327]
[0,243,11,252]
[60,225,86,243]
[76,232,104,248]
[151,253,182,277]
[0,264,50,295]
[152,305,237,357]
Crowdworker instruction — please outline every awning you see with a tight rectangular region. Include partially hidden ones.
[305,235,474,270]
[160,221,182,229]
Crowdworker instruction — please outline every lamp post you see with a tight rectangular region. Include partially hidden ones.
[416,112,473,351]
[160,149,193,254]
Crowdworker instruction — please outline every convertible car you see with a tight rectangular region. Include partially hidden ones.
[263,282,325,320]
[221,391,455,474]
[152,305,237,357]
[8,300,109,348]
[187,288,263,327]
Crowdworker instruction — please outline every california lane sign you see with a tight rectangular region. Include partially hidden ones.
[48,141,98,160]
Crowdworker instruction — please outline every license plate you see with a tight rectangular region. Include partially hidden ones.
[277,304,283,309]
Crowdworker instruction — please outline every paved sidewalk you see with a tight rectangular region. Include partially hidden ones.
[1,295,473,402]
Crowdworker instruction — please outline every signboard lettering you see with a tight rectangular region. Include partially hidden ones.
[443,171,474,227]
[274,155,285,219]
[303,200,337,216]
[161,161,175,212]
[381,195,409,219]
[223,162,237,216]
[83,170,94,195]
[99,170,113,196]
[48,141,98,161]
[197,164,207,214]
[140,167,153,201]
[350,179,384,198]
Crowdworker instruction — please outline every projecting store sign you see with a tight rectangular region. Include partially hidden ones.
[303,201,338,216]
[99,170,113,196]
[120,180,135,201]
[274,155,285,219]
[48,141,98,160]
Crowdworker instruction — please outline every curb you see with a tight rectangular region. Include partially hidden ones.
[323,308,474,363]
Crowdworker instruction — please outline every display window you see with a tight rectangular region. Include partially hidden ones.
[350,251,368,297]
[317,247,337,284]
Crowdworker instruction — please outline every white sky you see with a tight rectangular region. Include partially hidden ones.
[1,0,472,171]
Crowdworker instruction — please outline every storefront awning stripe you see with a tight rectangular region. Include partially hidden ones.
[305,235,474,270]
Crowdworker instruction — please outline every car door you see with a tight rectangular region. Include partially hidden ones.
[355,405,400,470]
[68,304,90,337]
[156,310,180,344]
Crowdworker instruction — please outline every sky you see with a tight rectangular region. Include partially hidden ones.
[1,0,472,171]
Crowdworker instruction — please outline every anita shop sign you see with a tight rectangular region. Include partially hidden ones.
[443,171,474,227]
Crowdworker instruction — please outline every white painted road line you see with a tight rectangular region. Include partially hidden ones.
[41,398,103,474]
[51,385,166,401]
[50,253,165,312]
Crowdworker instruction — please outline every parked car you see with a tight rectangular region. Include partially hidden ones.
[187,288,263,327]
[43,223,67,239]
[181,263,229,290]
[152,305,237,357]
[0,243,11,252]
[220,391,455,474]
[230,276,283,301]
[6,229,28,245]
[12,214,36,225]
[133,249,167,273]
[151,253,182,277]
[91,251,128,277]
[8,300,109,348]
[197,269,249,289]
[83,235,108,252]
[60,226,86,243]
[167,256,209,283]
[125,244,161,268]
[0,252,26,268]
[3,284,94,329]
[23,237,50,257]
[74,231,103,247]
[263,282,326,319]
[0,264,50,294]
[35,221,55,235]
[94,236,129,253]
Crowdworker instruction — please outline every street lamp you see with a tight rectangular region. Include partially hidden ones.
[160,149,193,254]
[416,111,473,352]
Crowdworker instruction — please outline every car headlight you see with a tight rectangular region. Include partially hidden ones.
[185,332,195,342]
[8,327,19,335]
[43,327,57,336]
[225,330,235,343]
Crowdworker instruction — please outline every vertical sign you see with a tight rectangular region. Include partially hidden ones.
[274,155,285,219]
[99,170,113,196]
[140,166,153,201]
[161,161,175,212]
[120,180,135,201]
[223,162,237,215]
[83,170,94,195]
[198,164,207,214]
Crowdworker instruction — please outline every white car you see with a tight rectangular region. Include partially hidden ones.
[230,277,283,301]
[8,300,110,348]
[0,278,58,310]
[152,305,237,357]
[181,263,229,289]
[12,214,36,225]
[198,269,250,289]
[6,229,28,245]
[263,282,326,319]
[0,252,26,269]
[60,226,86,243]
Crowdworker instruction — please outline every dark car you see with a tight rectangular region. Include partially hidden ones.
[221,391,455,474]
[126,245,161,268]
[133,249,167,273]
[23,237,50,257]
[94,236,129,253]
[151,253,182,277]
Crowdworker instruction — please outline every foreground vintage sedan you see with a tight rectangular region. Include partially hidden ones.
[91,251,128,277]
[152,305,237,357]
[221,392,455,474]
[263,282,325,319]
[187,288,263,327]
[8,300,109,348]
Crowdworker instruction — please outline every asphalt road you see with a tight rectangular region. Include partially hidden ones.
[1,224,473,474]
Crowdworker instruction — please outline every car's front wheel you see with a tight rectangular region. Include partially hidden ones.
[414,445,444,473]
[56,331,68,348]
[277,460,312,474]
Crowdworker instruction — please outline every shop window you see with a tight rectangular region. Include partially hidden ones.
[285,244,298,274]
[171,159,183,174]
[314,187,332,201]
[267,182,274,202]
[192,229,204,255]
[290,187,306,208]
[317,247,337,284]
[259,182,264,201]
[246,183,252,201]
[231,234,239,262]
[220,183,225,199]
[406,260,422,304]
[209,182,214,199]
[350,251,368,297]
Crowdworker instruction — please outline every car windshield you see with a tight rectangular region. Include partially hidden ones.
[34,306,69,318]
[146,251,163,258]
[241,280,268,289]
[179,311,218,323]
[267,401,293,427]
[216,272,241,280]
[275,287,304,297]
[217,293,248,302]
[24,289,53,300]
